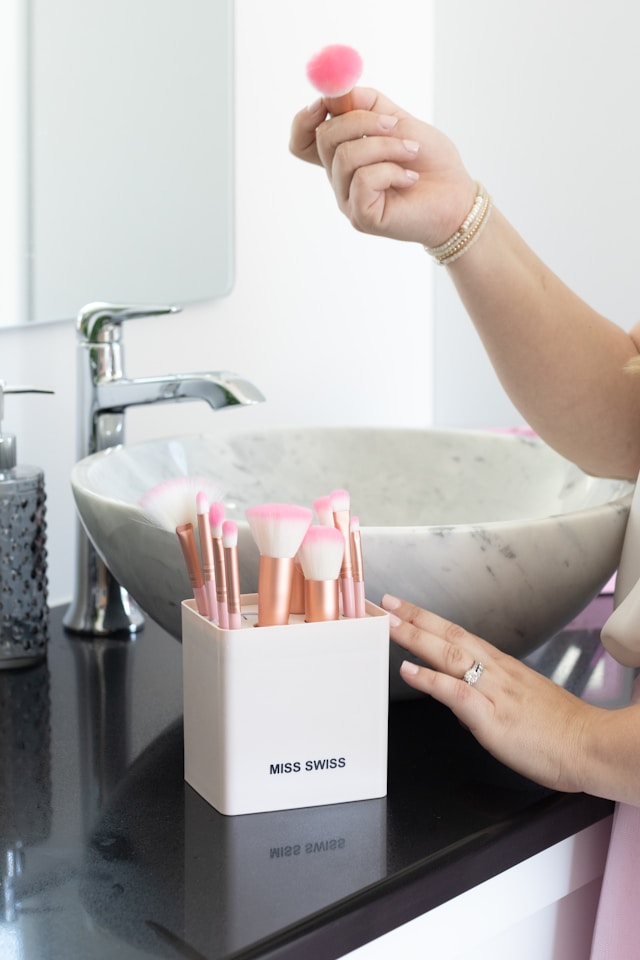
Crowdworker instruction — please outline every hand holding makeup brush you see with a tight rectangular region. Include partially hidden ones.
[306,44,363,115]
[290,83,476,250]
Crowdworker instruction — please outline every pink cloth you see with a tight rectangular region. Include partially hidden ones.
[590,676,640,958]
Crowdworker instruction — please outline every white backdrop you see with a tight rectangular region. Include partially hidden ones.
[433,0,640,427]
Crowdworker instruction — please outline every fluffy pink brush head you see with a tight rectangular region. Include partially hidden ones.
[306,44,363,98]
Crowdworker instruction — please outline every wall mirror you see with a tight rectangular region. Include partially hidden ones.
[24,0,233,326]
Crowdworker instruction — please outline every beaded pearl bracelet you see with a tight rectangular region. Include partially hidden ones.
[424,183,492,266]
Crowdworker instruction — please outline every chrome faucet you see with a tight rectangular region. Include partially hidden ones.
[63,302,265,637]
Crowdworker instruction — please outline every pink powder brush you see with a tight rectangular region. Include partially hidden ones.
[196,491,218,622]
[222,519,242,629]
[330,488,355,618]
[298,525,345,623]
[306,44,363,115]
[209,501,229,628]
[245,503,313,626]
[350,516,366,618]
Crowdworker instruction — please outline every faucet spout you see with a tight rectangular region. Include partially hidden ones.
[64,302,266,638]
[95,372,265,415]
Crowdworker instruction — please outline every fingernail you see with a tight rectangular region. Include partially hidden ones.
[400,660,420,677]
[381,594,401,610]
[388,613,401,628]
[403,139,420,153]
[405,170,420,182]
[378,114,399,130]
[307,98,324,113]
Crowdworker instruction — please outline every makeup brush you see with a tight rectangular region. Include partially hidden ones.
[313,495,334,526]
[245,503,313,626]
[330,488,355,618]
[350,516,366,618]
[306,44,363,115]
[176,522,208,617]
[196,491,218,622]
[209,501,229,628]
[298,525,345,622]
[222,519,242,629]
[139,476,222,531]
[290,553,306,616]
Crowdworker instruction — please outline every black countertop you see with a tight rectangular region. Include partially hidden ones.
[0,595,631,960]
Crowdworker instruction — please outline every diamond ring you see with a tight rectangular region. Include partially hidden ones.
[463,661,484,686]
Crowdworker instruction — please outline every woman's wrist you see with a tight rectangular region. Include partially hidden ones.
[424,182,493,265]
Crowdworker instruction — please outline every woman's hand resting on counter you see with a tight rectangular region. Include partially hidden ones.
[290,87,476,250]
[381,594,640,807]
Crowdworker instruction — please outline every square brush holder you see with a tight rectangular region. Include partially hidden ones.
[182,594,389,816]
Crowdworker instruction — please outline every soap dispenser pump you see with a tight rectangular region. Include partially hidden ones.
[0,383,53,668]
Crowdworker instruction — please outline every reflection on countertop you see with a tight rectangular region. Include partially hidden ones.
[0,595,630,960]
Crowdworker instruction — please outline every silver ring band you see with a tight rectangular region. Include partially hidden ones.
[463,661,484,686]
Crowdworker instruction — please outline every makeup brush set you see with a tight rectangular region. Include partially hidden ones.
[179,488,389,816]
[176,489,367,629]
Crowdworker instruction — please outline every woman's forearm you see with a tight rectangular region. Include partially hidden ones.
[581,704,640,805]
[447,208,640,479]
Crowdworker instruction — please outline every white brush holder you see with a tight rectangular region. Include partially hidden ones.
[182,594,389,816]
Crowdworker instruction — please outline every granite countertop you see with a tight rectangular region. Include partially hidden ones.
[0,595,630,960]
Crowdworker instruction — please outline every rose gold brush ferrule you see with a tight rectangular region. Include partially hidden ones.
[327,91,355,115]
[257,556,294,626]
[289,559,305,615]
[176,523,208,617]
[197,513,218,622]
[304,579,340,623]
[223,543,242,629]
[350,528,366,618]
[332,510,353,579]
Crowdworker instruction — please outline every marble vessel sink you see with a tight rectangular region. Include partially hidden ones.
[70,427,633,699]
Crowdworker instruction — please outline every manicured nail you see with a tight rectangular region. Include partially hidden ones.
[381,594,401,610]
[380,593,402,610]
[378,114,399,130]
[388,613,401,628]
[400,660,420,677]
[403,139,420,153]
[405,170,420,182]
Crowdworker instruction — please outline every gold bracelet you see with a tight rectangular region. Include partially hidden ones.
[424,183,492,266]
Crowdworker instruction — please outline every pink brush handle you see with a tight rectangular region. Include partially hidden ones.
[205,581,218,623]
[340,576,355,619]
[217,599,229,629]
[354,581,366,618]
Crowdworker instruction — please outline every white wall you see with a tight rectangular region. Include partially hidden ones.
[0,0,435,606]
[433,0,640,428]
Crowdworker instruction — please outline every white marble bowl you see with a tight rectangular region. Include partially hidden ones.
[70,428,633,698]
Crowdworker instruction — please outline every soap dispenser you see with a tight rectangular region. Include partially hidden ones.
[0,383,53,668]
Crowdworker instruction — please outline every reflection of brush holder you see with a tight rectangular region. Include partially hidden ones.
[184,787,387,953]
[0,660,51,920]
[182,595,389,816]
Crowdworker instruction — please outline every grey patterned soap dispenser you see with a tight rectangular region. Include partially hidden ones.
[0,383,54,668]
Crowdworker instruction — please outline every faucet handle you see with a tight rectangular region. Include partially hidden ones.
[76,301,181,343]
